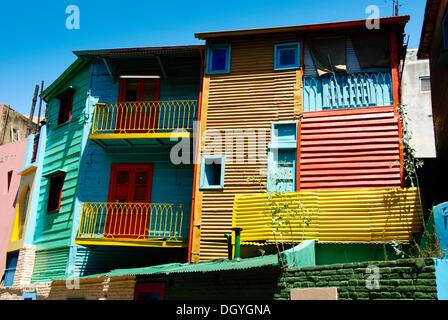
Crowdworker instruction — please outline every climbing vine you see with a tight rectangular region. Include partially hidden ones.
[397,104,423,187]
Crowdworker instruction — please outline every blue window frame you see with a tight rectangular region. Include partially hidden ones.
[443,9,448,50]
[206,44,231,74]
[3,251,19,287]
[274,42,301,70]
[267,122,298,193]
[200,155,225,189]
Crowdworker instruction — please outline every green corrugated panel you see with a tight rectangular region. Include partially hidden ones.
[31,247,70,283]
[79,253,280,279]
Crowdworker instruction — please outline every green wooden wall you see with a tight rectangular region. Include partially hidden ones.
[31,62,91,281]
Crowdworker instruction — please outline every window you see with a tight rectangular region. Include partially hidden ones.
[47,172,65,213]
[274,42,301,70]
[31,134,39,163]
[3,251,19,287]
[7,170,12,192]
[199,155,225,189]
[267,122,298,193]
[206,44,231,74]
[57,91,74,125]
[420,76,431,92]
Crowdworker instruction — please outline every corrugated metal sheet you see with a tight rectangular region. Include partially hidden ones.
[195,34,302,262]
[232,187,424,244]
[31,247,70,283]
[300,106,401,189]
[81,253,279,279]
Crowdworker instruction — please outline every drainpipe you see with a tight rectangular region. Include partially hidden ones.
[224,233,232,260]
[187,45,205,263]
[232,227,243,261]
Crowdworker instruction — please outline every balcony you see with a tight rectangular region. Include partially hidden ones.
[75,202,189,248]
[89,100,198,145]
[303,71,393,112]
[232,187,424,244]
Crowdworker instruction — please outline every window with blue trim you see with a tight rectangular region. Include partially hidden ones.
[3,251,19,287]
[206,44,231,74]
[274,43,301,70]
[267,122,297,193]
[200,155,225,189]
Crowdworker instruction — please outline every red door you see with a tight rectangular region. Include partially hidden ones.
[104,164,154,239]
[116,75,160,133]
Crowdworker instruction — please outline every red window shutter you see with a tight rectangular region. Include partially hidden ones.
[58,91,74,125]
[47,172,65,213]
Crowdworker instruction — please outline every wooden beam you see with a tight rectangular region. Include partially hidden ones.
[156,55,167,78]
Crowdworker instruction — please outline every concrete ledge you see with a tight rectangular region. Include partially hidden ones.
[290,287,338,300]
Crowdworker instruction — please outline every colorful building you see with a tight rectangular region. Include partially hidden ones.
[29,45,203,282]
[0,139,28,285]
[190,15,425,263]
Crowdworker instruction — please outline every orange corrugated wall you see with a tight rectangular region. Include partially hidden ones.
[299,106,401,190]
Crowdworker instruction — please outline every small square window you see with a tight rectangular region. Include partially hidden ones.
[420,76,431,92]
[47,172,65,213]
[206,44,231,74]
[58,91,74,125]
[274,42,301,70]
[200,155,225,189]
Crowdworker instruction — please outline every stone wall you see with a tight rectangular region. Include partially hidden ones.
[276,258,438,300]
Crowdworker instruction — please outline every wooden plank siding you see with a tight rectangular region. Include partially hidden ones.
[192,34,303,262]
[299,106,402,190]
[33,63,91,252]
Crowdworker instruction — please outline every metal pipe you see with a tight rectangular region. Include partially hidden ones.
[232,227,243,260]
[224,233,232,260]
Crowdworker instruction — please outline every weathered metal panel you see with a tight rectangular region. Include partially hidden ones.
[194,34,302,262]
[232,187,424,243]
[300,106,401,190]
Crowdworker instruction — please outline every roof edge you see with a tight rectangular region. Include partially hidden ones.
[195,15,410,40]
[40,57,90,102]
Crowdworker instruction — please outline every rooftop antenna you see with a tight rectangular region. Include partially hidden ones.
[392,0,401,16]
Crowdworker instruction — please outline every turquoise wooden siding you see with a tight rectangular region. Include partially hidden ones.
[31,247,70,283]
[70,60,198,276]
[33,63,91,250]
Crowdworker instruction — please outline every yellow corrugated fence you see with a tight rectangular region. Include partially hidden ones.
[232,187,424,244]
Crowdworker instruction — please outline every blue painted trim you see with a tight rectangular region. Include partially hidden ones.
[433,202,448,257]
[22,291,37,300]
[270,121,298,145]
[274,42,301,71]
[434,258,448,300]
[443,9,448,51]
[199,155,225,190]
[206,44,231,74]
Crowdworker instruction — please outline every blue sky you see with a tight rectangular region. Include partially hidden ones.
[0,0,426,115]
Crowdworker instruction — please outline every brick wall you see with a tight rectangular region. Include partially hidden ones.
[46,276,136,300]
[13,245,36,287]
[0,282,51,300]
[275,258,438,300]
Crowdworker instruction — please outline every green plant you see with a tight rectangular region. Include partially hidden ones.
[247,165,314,268]
[396,104,424,187]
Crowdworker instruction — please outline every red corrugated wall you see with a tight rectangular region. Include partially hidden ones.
[299,106,402,190]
